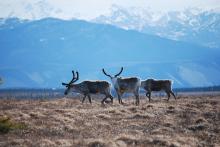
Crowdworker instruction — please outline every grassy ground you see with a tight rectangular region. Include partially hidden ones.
[0,95,219,147]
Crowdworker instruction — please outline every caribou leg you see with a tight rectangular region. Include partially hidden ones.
[117,93,124,104]
[101,95,114,105]
[166,91,171,101]
[88,95,92,104]
[82,95,87,103]
[106,94,114,104]
[146,92,149,98]
[146,91,151,102]
[170,90,176,100]
[134,93,140,105]
[101,96,108,104]
[109,95,114,103]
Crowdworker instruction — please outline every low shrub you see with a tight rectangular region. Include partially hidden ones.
[0,116,27,134]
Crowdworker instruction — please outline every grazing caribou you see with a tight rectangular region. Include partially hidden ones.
[141,79,176,101]
[62,70,113,104]
[102,67,141,105]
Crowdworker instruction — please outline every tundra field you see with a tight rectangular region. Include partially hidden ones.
[0,95,219,147]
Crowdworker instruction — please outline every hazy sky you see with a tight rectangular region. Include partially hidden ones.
[0,0,220,19]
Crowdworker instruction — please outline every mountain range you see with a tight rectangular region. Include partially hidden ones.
[0,17,220,88]
[94,5,220,49]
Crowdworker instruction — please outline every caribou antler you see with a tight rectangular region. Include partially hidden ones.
[61,70,79,86]
[102,69,112,78]
[74,71,79,82]
[70,70,79,83]
[62,82,68,86]
[114,67,123,77]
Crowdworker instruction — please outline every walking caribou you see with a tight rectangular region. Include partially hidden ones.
[141,79,176,101]
[102,67,141,105]
[62,70,113,104]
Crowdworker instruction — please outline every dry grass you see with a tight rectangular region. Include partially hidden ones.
[0,95,219,147]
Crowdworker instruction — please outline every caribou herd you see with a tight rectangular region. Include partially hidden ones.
[62,67,176,105]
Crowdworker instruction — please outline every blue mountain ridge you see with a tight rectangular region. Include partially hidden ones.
[0,18,220,88]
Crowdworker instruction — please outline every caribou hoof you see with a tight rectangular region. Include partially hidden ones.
[104,100,112,104]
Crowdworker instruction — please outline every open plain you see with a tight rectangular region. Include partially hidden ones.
[0,95,219,147]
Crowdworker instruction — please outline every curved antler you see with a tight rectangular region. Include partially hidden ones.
[102,68,112,78]
[69,70,76,83]
[62,82,68,86]
[70,70,79,83]
[72,70,75,78]
[61,70,79,86]
[74,71,79,82]
[114,67,123,77]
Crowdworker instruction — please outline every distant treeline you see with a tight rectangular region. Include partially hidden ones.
[173,85,220,92]
[0,88,64,99]
[0,86,220,99]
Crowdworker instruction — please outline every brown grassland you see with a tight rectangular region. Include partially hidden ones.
[0,95,219,147]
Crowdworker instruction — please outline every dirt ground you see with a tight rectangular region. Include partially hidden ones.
[0,95,219,147]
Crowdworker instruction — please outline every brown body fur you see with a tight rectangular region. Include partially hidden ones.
[141,79,176,101]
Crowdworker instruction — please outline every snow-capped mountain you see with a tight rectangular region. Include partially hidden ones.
[94,5,220,48]
[1,18,220,88]
[2,3,219,49]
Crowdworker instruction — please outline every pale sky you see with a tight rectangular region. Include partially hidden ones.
[0,0,220,20]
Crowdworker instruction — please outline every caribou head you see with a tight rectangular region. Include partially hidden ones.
[102,67,123,88]
[62,70,79,95]
[102,67,141,105]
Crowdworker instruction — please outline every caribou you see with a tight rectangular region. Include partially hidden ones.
[102,67,141,105]
[141,79,176,101]
[62,70,113,104]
